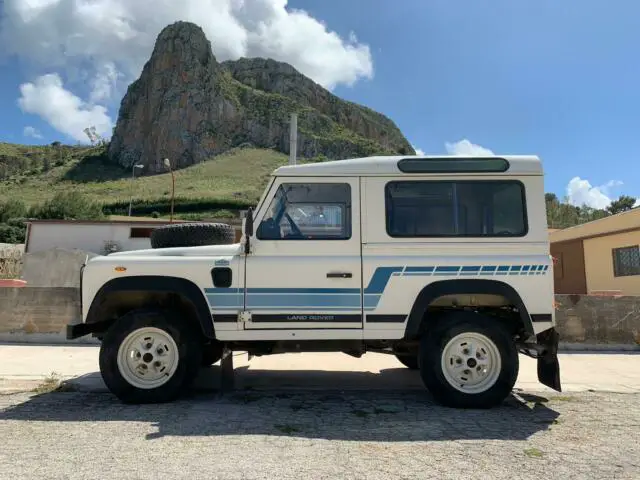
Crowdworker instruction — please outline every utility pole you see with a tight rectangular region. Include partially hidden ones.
[163,158,175,223]
[128,164,144,216]
[289,113,297,166]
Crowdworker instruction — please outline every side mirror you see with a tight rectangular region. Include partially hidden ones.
[244,207,254,255]
[245,207,254,237]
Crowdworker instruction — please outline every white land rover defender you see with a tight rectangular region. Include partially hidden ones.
[67,155,561,409]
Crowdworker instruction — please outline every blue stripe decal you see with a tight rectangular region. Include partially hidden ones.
[204,264,549,310]
[363,267,404,294]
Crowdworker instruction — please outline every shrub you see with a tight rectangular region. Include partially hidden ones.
[0,199,27,223]
[30,191,104,220]
[0,224,25,244]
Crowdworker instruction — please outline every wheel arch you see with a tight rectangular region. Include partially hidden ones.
[404,279,534,339]
[85,275,215,339]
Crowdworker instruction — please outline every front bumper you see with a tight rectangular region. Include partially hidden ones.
[536,327,562,392]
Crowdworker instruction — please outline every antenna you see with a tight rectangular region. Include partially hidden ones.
[289,113,297,166]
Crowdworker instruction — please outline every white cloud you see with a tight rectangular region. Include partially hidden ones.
[412,144,425,156]
[18,74,113,143]
[445,139,494,156]
[565,177,622,210]
[90,62,121,103]
[23,126,43,139]
[1,0,373,92]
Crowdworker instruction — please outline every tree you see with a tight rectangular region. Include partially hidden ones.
[607,195,637,215]
[545,192,558,204]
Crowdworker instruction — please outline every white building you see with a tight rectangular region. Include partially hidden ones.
[24,217,187,255]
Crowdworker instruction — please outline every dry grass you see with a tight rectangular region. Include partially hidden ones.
[0,246,23,279]
[31,372,76,394]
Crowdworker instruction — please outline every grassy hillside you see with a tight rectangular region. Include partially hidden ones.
[0,143,288,212]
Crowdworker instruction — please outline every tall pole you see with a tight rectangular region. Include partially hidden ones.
[163,158,175,223]
[289,113,297,166]
[128,164,143,216]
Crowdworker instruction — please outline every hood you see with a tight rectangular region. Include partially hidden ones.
[106,243,242,257]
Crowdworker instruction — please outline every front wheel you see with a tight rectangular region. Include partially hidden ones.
[419,311,519,409]
[99,309,202,404]
[394,353,419,370]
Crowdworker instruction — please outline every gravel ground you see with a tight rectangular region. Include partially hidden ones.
[1,388,638,480]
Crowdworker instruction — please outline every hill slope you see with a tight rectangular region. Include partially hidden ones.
[0,144,287,214]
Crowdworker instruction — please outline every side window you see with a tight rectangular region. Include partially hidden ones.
[385,181,527,237]
[612,245,640,277]
[257,183,351,240]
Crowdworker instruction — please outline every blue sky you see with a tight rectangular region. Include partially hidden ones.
[1,0,639,207]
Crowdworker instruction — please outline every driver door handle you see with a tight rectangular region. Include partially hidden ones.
[327,272,352,279]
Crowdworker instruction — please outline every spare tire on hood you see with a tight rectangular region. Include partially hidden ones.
[150,222,236,249]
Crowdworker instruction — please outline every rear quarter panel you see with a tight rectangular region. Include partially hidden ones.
[361,174,555,339]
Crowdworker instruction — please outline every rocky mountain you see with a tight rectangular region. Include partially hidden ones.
[108,21,414,173]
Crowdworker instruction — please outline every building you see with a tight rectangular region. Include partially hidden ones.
[25,217,243,255]
[549,208,640,295]
[24,217,185,255]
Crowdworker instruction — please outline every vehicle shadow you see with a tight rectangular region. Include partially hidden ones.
[0,366,560,443]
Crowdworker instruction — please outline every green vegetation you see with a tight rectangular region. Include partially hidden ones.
[0,145,287,209]
[0,140,638,245]
[0,145,287,243]
[523,447,545,459]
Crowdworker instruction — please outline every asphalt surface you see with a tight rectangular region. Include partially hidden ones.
[1,388,638,480]
[1,348,639,479]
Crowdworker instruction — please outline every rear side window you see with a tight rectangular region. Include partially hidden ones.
[385,181,527,237]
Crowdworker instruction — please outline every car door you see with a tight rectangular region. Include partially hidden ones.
[243,177,363,330]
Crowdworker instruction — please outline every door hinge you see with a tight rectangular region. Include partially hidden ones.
[238,311,252,324]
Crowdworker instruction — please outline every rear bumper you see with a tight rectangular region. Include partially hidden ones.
[536,327,562,392]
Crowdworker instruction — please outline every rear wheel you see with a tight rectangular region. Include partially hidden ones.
[418,311,518,409]
[99,308,202,404]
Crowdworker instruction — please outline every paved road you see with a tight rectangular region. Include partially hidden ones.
[1,347,639,479]
[1,345,640,393]
[1,388,639,480]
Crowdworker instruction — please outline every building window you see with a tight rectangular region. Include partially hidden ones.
[130,227,155,238]
[612,245,640,277]
[385,180,527,237]
[257,183,351,240]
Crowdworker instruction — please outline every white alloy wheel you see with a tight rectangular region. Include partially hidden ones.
[116,327,180,390]
[440,332,502,394]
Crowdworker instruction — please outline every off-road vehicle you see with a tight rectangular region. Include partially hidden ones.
[67,154,561,408]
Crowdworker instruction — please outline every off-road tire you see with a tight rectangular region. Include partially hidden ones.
[201,341,223,367]
[419,311,519,409]
[150,222,235,249]
[99,308,202,404]
[395,353,419,370]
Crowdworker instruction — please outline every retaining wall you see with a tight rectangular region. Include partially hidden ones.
[0,288,639,346]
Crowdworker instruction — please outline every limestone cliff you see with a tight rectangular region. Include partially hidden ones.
[109,21,414,173]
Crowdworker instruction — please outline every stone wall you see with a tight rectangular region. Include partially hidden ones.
[0,287,639,347]
[555,294,640,346]
[0,287,89,343]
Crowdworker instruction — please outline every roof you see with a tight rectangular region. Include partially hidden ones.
[274,155,543,177]
[550,207,640,243]
[27,218,189,226]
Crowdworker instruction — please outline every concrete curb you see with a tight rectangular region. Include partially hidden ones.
[0,335,639,353]
[559,342,640,352]
[0,333,99,345]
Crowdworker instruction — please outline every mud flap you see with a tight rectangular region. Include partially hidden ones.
[536,327,562,392]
